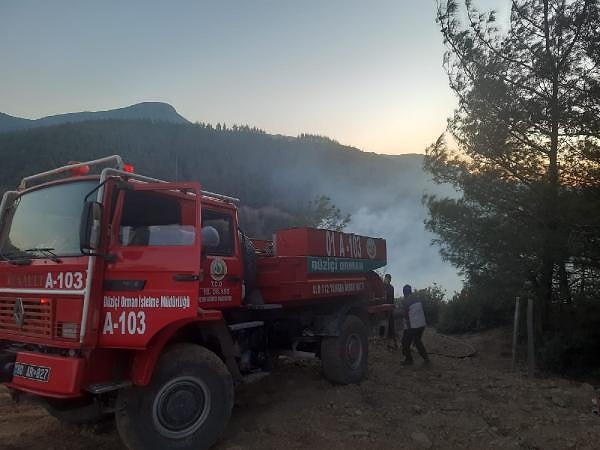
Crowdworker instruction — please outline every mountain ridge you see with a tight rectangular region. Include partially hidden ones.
[0,102,189,133]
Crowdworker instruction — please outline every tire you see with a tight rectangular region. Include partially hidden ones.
[115,344,234,450]
[321,315,369,384]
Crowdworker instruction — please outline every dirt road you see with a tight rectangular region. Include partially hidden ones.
[1,329,599,449]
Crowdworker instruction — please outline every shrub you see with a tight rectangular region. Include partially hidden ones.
[537,299,600,374]
[436,292,476,334]
[436,287,514,334]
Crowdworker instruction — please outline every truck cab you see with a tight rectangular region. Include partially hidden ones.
[100,179,245,349]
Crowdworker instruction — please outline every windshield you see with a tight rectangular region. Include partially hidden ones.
[0,180,98,258]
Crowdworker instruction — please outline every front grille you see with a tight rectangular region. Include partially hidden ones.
[0,298,53,339]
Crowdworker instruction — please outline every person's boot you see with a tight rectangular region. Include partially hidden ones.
[401,359,413,366]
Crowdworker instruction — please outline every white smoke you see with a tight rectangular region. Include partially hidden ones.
[348,205,463,294]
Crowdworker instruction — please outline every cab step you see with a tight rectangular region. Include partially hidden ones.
[228,321,264,331]
[86,380,132,394]
[244,304,282,310]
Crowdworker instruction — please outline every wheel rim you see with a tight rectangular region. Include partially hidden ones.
[152,376,211,439]
[345,333,363,370]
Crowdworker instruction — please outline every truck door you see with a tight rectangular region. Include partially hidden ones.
[100,182,201,348]
[198,208,243,309]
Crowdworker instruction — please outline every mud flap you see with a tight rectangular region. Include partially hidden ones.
[0,351,16,383]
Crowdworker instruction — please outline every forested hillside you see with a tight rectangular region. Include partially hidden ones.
[0,119,459,291]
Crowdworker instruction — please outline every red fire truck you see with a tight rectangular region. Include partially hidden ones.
[0,156,391,449]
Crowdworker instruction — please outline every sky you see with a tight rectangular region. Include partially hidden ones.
[0,0,510,155]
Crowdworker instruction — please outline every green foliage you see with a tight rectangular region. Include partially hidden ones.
[238,195,350,238]
[297,133,340,145]
[436,281,515,334]
[426,0,600,360]
[436,292,477,334]
[537,299,600,373]
[406,282,514,333]
[293,195,351,231]
[237,206,295,239]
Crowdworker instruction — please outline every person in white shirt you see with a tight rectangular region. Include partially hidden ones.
[400,284,430,365]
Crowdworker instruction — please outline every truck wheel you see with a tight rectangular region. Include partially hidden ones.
[115,344,233,450]
[321,315,369,384]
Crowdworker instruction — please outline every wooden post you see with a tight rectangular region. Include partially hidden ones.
[511,297,520,372]
[527,298,535,377]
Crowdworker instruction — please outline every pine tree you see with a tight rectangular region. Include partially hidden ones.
[426,0,600,332]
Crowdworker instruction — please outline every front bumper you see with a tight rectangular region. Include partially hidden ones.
[1,350,85,398]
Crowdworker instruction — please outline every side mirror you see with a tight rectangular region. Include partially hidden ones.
[80,201,102,253]
[0,191,19,244]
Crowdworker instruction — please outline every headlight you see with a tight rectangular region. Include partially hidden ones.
[58,322,79,340]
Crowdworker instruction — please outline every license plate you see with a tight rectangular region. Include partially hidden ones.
[13,362,51,382]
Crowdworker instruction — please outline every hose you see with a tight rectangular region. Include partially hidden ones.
[426,333,478,359]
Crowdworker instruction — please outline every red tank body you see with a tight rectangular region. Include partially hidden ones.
[255,228,387,304]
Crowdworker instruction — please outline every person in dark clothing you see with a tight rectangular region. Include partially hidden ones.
[383,274,398,349]
[400,284,430,365]
[383,274,394,304]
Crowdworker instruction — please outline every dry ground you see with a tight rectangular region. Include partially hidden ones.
[1,329,600,449]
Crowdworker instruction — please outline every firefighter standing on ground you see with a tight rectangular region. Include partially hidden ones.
[400,284,430,365]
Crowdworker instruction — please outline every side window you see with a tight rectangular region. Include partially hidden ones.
[119,190,195,247]
[202,210,234,256]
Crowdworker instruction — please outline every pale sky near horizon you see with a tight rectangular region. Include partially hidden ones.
[0,0,509,155]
